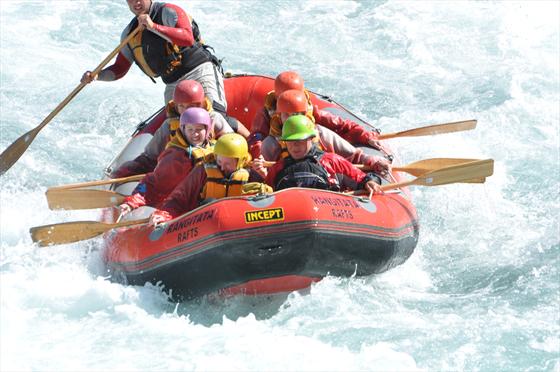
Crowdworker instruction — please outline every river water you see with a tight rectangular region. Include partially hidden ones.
[1,1,558,370]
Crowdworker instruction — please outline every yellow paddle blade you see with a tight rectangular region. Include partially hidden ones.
[356,157,481,176]
[0,126,43,176]
[46,189,126,210]
[30,218,149,247]
[382,159,494,191]
[418,159,493,186]
[392,157,480,176]
[462,178,486,184]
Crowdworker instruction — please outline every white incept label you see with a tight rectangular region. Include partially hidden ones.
[426,177,433,184]
[110,197,118,203]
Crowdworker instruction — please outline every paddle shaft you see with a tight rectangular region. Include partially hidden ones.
[48,174,145,191]
[0,26,141,176]
[377,120,477,140]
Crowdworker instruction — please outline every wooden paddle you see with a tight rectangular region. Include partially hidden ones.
[380,159,494,191]
[30,218,150,247]
[46,188,127,210]
[48,174,145,191]
[258,158,486,183]
[377,120,477,140]
[0,26,142,176]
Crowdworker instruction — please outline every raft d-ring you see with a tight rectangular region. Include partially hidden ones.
[356,197,377,213]
[149,223,167,242]
[247,194,275,208]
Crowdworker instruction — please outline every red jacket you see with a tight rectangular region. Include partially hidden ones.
[313,106,378,145]
[127,146,198,210]
[159,164,208,218]
[265,149,370,192]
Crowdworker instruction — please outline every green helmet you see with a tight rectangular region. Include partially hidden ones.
[280,115,317,141]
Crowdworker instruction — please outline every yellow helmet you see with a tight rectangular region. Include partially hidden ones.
[213,133,251,169]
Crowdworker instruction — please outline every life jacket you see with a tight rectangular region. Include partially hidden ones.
[125,2,217,84]
[266,89,315,138]
[165,131,214,166]
[165,101,181,136]
[274,147,339,191]
[201,158,250,199]
[166,97,214,138]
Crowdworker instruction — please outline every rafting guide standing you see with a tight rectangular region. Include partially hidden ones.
[81,0,227,111]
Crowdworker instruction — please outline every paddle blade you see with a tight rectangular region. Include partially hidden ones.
[380,159,493,192]
[30,218,149,247]
[393,158,480,177]
[417,159,494,186]
[378,120,477,140]
[30,221,109,247]
[463,178,486,184]
[0,127,40,176]
[46,189,125,210]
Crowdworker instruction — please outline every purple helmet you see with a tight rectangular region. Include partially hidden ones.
[180,107,213,139]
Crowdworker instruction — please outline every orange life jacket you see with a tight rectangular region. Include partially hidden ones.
[201,159,250,200]
[165,131,214,166]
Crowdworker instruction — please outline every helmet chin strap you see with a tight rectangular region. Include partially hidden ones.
[238,154,251,170]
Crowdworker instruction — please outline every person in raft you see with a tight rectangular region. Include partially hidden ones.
[111,80,248,178]
[252,115,383,194]
[149,133,254,225]
[247,70,384,159]
[81,0,227,111]
[118,107,215,217]
[257,89,390,175]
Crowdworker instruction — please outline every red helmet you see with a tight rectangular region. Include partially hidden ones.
[277,89,308,114]
[274,71,304,96]
[173,80,205,104]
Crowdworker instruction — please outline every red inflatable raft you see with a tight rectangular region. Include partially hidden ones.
[102,74,419,299]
